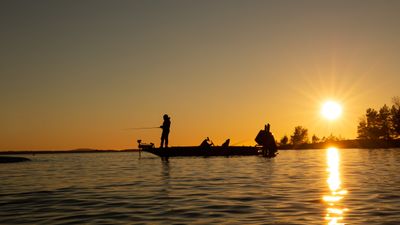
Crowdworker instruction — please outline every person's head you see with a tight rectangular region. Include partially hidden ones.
[163,114,169,120]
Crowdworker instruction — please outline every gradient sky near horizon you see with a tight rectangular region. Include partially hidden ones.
[1,1,400,150]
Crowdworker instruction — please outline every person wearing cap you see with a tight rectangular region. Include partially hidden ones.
[160,114,171,148]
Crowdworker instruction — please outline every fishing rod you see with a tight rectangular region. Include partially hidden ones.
[124,126,160,130]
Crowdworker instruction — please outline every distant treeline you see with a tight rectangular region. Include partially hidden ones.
[0,149,138,155]
[279,139,400,150]
[278,96,400,149]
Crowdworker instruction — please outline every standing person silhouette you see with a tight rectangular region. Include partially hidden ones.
[160,114,171,148]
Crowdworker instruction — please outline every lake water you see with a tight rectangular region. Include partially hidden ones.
[1,148,400,224]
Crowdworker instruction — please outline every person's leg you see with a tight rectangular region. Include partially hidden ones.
[160,136,165,148]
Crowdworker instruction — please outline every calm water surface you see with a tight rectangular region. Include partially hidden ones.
[1,149,400,224]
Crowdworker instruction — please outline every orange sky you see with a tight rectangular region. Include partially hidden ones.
[1,1,400,150]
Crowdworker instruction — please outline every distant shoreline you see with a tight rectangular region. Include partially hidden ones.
[279,139,400,150]
[0,149,139,155]
[1,139,400,155]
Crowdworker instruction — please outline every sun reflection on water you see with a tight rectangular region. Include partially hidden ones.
[323,147,348,225]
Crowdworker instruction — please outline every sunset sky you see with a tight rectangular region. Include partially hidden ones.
[1,1,400,150]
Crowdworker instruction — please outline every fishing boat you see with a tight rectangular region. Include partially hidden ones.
[137,123,278,158]
[143,146,263,157]
[137,141,277,158]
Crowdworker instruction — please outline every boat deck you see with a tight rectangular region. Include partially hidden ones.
[141,146,277,158]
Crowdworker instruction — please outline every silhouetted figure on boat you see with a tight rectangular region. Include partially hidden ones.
[160,114,171,148]
[255,123,277,157]
[221,139,230,147]
[200,137,214,149]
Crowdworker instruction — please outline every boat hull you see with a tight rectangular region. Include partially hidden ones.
[142,146,276,157]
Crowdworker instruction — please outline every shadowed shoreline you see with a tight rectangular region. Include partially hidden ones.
[0,149,138,155]
[279,139,400,150]
[1,139,400,156]
[0,156,31,163]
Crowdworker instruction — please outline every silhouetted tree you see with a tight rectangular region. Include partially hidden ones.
[392,97,400,137]
[311,134,320,144]
[325,134,341,142]
[379,105,392,140]
[290,126,308,146]
[357,99,400,140]
[358,108,381,140]
[280,135,289,145]
[357,118,368,140]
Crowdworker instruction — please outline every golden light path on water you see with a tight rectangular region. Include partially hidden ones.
[323,147,348,225]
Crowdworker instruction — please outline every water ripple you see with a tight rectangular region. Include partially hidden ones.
[1,150,400,224]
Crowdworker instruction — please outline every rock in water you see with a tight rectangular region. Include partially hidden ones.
[0,156,31,163]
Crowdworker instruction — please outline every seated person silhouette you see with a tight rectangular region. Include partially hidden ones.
[200,137,213,149]
[221,139,230,147]
[255,123,277,157]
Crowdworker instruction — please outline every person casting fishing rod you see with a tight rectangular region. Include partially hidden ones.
[160,114,171,148]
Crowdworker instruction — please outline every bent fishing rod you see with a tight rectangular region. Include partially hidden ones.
[124,126,160,130]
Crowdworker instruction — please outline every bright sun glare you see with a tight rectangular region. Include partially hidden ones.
[321,101,342,120]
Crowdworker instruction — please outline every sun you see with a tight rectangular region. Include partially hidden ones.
[321,101,342,120]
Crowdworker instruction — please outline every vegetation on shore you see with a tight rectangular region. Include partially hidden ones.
[279,97,400,149]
